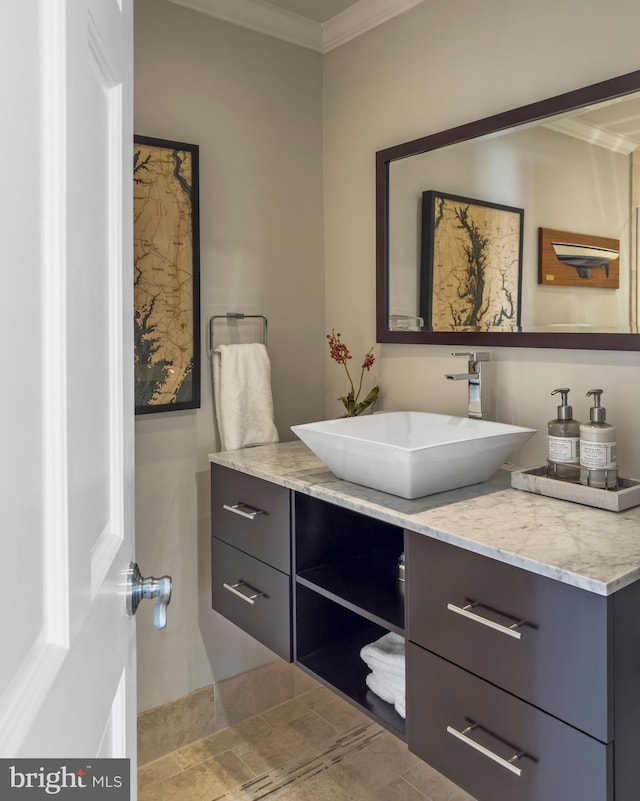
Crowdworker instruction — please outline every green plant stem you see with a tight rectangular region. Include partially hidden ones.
[355,367,364,401]
[343,362,356,398]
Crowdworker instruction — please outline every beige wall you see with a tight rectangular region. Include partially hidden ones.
[323,0,640,475]
[134,0,324,712]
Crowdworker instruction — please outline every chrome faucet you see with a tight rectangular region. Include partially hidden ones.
[445,352,492,420]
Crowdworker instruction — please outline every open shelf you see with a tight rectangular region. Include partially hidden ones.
[294,492,405,631]
[296,556,404,633]
[295,583,406,738]
[297,627,406,738]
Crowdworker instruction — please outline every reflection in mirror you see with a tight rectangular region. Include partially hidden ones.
[377,71,640,349]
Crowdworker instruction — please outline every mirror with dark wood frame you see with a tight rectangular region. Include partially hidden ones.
[376,70,640,350]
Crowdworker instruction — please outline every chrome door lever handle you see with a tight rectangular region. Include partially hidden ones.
[127,562,173,630]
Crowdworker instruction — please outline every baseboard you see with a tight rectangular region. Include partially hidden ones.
[137,684,215,766]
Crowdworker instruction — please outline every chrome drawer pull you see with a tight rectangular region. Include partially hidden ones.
[223,502,266,520]
[446,601,526,640]
[223,581,265,605]
[446,722,525,777]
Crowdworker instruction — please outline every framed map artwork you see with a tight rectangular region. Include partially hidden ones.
[420,191,523,332]
[133,135,200,414]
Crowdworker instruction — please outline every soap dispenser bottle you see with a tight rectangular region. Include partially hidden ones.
[579,389,617,489]
[547,388,580,480]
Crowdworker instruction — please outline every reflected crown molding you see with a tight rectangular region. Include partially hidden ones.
[544,116,637,156]
[167,0,424,53]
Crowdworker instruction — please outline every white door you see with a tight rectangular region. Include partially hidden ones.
[0,0,140,778]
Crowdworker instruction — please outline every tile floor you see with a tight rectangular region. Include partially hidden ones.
[138,684,476,801]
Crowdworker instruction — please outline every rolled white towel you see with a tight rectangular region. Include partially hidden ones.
[362,660,404,681]
[361,633,407,720]
[360,632,405,673]
[370,668,404,697]
[365,672,406,720]
[365,671,395,705]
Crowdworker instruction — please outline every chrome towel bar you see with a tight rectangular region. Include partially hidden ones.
[209,313,268,352]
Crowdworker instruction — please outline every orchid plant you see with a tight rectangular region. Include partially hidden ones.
[327,329,380,417]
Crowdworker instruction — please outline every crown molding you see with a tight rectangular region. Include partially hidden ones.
[166,0,424,53]
[168,0,323,51]
[544,116,637,155]
[322,0,424,52]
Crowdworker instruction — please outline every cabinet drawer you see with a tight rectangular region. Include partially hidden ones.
[211,464,290,573]
[408,644,612,801]
[406,532,611,741]
[212,538,291,660]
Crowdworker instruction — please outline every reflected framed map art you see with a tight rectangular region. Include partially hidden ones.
[420,190,523,332]
[133,135,200,414]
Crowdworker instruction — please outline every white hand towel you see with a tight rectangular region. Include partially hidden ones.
[361,633,406,720]
[360,632,405,674]
[369,666,405,693]
[365,671,406,720]
[365,671,395,704]
[361,659,405,681]
[366,669,405,700]
[212,343,279,451]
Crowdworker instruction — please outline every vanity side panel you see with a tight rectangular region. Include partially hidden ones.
[613,578,640,801]
[406,531,612,742]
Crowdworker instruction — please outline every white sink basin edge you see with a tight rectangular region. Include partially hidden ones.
[291,411,536,499]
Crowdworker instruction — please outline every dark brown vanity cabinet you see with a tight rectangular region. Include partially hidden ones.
[210,464,292,660]
[210,463,640,801]
[293,493,406,736]
[406,531,640,801]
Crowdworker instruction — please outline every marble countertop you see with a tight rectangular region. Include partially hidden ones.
[209,441,640,596]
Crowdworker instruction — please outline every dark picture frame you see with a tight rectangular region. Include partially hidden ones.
[420,190,524,332]
[133,135,201,414]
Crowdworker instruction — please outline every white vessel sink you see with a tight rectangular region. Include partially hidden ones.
[291,411,536,499]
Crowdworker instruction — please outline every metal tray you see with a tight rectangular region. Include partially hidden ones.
[511,466,640,512]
